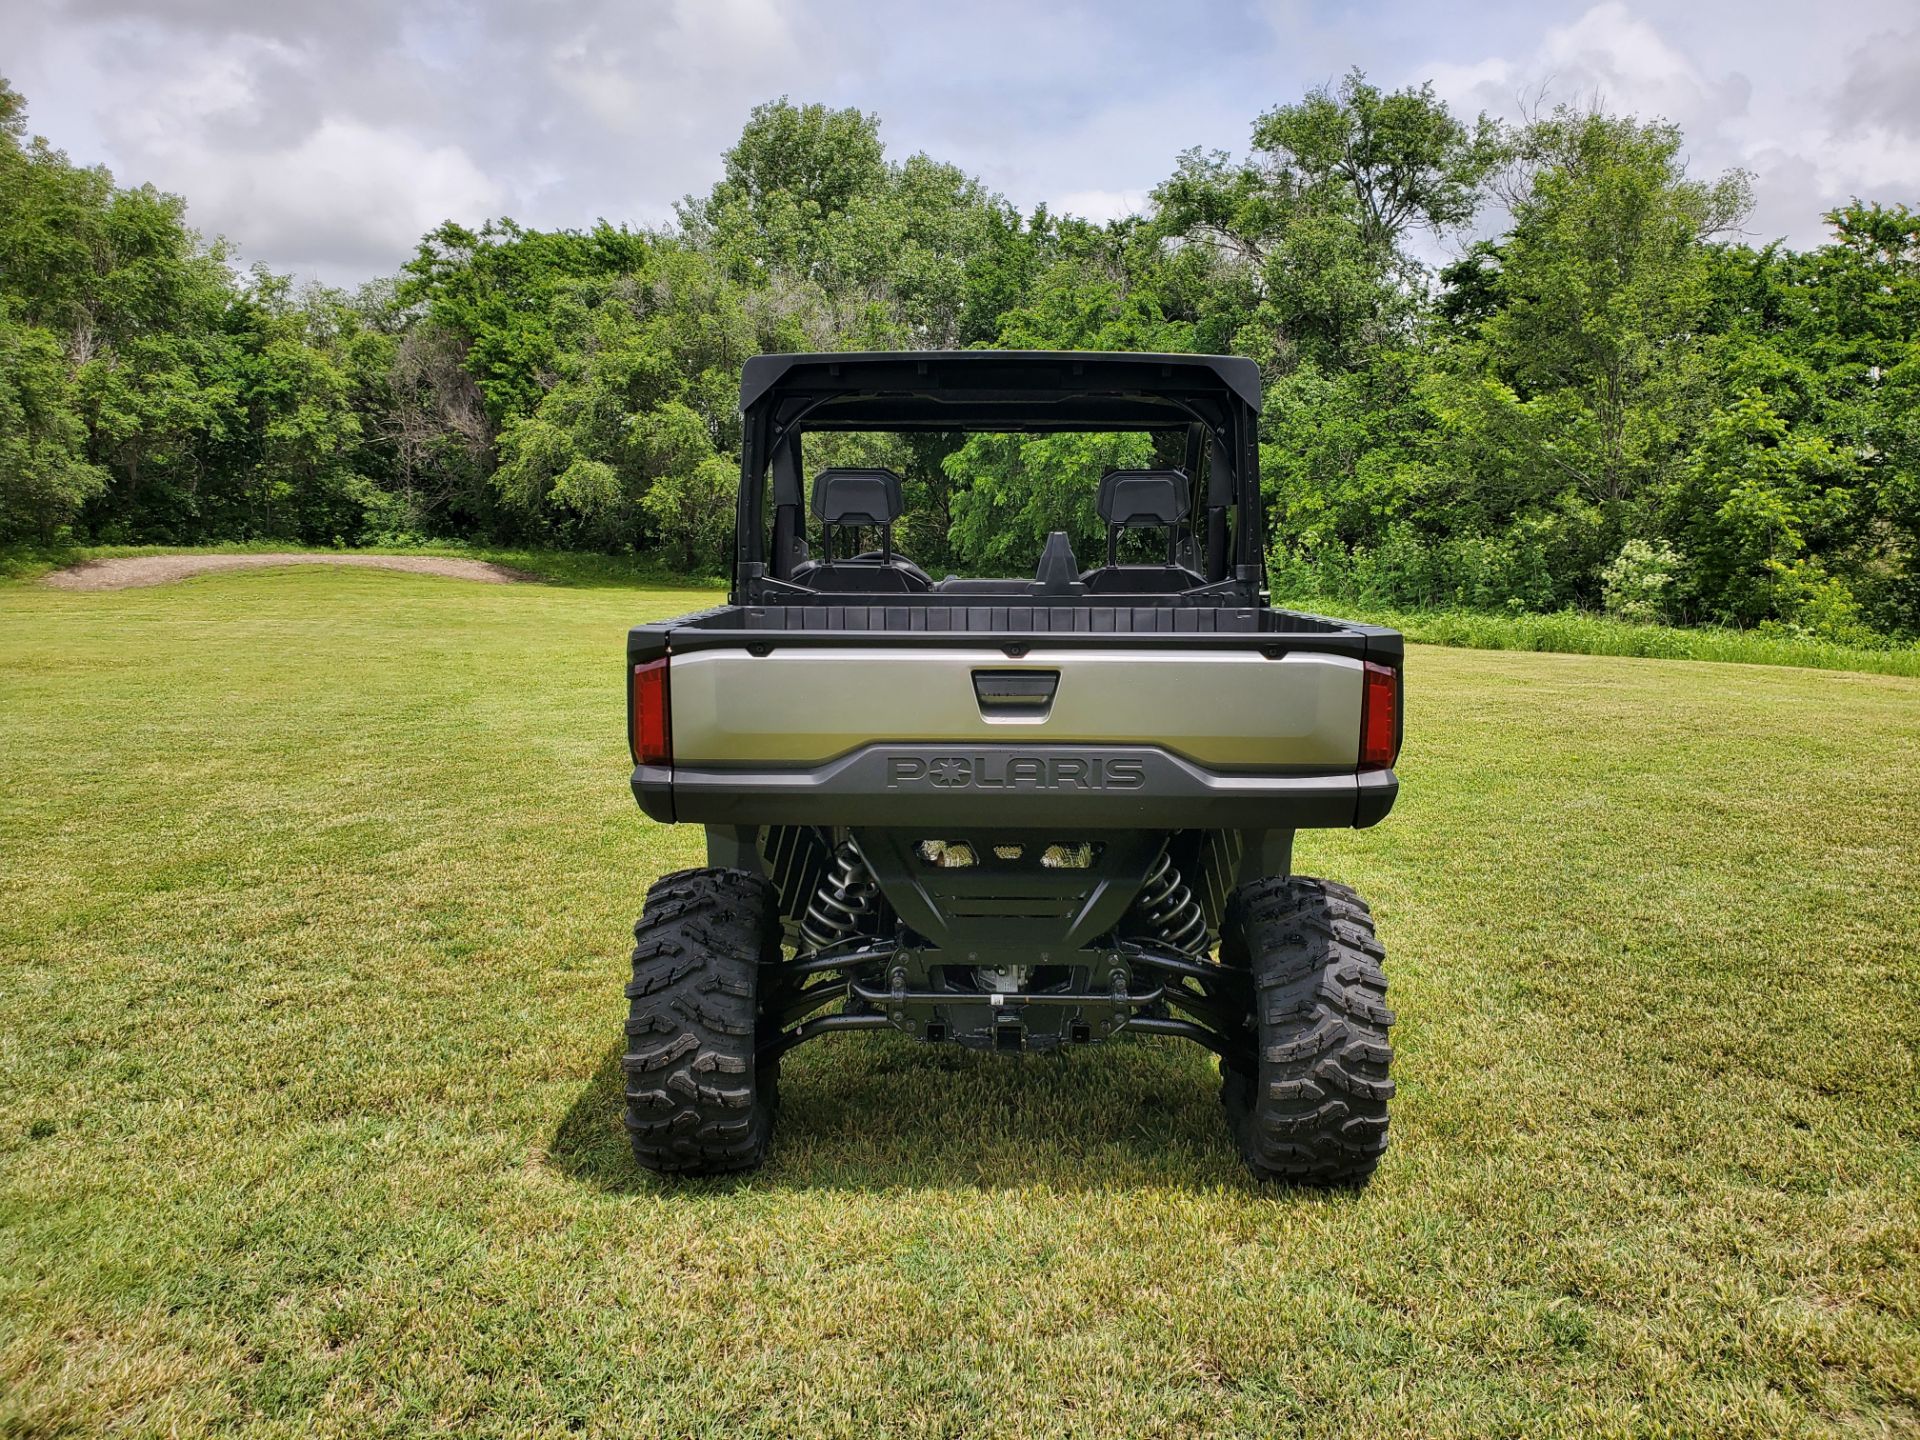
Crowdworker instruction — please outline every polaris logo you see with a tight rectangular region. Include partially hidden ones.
[885,755,1145,790]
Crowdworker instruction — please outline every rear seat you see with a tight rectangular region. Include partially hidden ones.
[1078,469,1202,594]
[790,468,932,593]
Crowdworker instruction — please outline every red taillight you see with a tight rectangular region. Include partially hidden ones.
[631,658,670,765]
[1360,661,1399,769]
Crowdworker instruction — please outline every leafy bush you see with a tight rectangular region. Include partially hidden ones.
[1601,538,1682,623]
[1272,521,1563,613]
[1760,557,1877,646]
[641,455,735,573]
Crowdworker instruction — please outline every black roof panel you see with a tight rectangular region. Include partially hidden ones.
[739,350,1262,429]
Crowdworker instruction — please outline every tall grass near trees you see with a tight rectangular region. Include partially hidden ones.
[1277,593,1920,677]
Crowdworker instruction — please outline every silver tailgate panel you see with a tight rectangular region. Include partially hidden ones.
[668,647,1363,769]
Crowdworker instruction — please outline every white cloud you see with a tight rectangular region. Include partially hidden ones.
[44,30,502,276]
[196,120,505,274]
[545,0,804,138]
[1543,2,1706,93]
[9,0,1917,283]
[1420,2,1920,248]
[1428,2,1751,146]
[1836,27,1920,138]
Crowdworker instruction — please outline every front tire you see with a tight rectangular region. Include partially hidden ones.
[623,867,781,1176]
[1220,876,1394,1186]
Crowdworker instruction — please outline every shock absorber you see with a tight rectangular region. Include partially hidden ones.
[800,839,880,952]
[1134,848,1209,955]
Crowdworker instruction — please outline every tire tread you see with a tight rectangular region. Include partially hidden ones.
[1220,875,1394,1186]
[622,867,780,1176]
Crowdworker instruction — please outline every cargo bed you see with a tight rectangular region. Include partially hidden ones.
[628,602,1401,831]
[642,600,1400,653]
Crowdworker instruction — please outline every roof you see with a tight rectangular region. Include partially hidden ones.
[739,350,1262,431]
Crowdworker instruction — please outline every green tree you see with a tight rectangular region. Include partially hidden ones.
[946,431,1156,571]
[398,219,654,427]
[207,271,384,542]
[1475,109,1751,516]
[682,99,889,283]
[641,451,737,573]
[0,311,108,538]
[1669,390,1858,630]
[0,78,239,540]
[684,99,1020,349]
[1155,70,1501,373]
[1249,69,1504,260]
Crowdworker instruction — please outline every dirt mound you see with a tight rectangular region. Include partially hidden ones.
[43,553,536,591]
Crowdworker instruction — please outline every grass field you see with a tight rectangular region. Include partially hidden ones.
[2,565,1917,1438]
[10,541,1919,676]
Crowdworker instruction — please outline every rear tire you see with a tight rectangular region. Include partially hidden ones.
[1219,876,1394,1186]
[623,867,781,1176]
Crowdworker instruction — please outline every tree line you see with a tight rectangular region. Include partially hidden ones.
[3,74,1916,640]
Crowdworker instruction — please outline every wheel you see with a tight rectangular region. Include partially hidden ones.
[1219,876,1394,1186]
[622,867,781,1176]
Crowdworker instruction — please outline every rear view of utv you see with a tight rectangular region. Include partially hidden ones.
[622,351,1403,1185]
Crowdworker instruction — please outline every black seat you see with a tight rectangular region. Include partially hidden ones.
[1081,468,1201,593]
[790,467,931,593]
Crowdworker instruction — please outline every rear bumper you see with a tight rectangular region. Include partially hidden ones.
[633,744,1397,830]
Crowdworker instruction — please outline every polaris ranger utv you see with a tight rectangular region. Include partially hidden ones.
[623,351,1402,1184]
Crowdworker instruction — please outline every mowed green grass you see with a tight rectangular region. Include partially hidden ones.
[1,567,1916,1440]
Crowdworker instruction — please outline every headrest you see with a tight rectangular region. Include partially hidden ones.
[811,467,903,527]
[1097,469,1190,528]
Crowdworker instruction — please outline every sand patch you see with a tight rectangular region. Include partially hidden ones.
[43,553,536,591]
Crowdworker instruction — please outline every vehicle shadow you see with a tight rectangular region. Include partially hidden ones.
[546,1032,1277,1196]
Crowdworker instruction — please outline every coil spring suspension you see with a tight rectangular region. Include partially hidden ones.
[1135,849,1209,954]
[800,840,880,953]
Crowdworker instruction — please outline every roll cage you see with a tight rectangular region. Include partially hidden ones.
[730,351,1268,606]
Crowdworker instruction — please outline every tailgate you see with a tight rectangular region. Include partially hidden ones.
[666,645,1362,769]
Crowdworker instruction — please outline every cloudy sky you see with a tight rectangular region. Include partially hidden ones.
[8,0,1919,286]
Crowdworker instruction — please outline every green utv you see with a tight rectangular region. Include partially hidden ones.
[622,352,1403,1184]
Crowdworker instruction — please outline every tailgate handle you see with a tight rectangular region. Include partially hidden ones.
[973,669,1059,718]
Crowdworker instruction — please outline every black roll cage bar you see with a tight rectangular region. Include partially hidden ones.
[729,351,1267,604]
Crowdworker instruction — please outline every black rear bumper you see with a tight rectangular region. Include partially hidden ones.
[633,744,1397,830]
